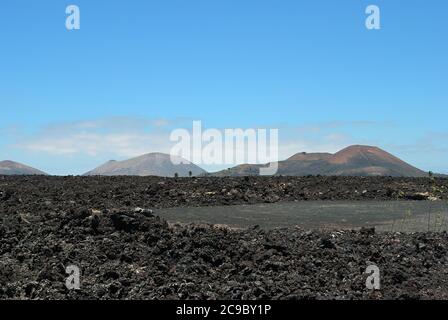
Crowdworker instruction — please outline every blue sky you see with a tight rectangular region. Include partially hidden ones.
[0,0,447,174]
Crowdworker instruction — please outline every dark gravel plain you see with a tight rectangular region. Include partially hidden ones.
[1,175,448,300]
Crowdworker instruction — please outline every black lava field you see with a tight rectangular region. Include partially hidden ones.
[1,176,448,299]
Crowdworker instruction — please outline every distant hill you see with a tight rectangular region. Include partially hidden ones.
[84,152,206,177]
[0,160,47,175]
[321,145,426,177]
[210,145,428,177]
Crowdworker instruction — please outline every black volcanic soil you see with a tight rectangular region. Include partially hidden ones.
[1,175,448,300]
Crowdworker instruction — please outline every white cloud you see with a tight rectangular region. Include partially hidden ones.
[16,117,175,159]
[21,132,171,158]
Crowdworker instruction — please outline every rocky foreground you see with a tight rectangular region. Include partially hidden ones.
[1,176,448,300]
[1,206,448,300]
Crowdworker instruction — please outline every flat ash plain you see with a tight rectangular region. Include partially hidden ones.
[1,175,448,300]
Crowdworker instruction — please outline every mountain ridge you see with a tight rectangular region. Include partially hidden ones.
[0,160,47,175]
[2,145,439,177]
[210,145,428,177]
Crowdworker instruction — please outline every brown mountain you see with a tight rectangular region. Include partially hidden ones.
[0,160,47,175]
[210,145,428,177]
[322,145,426,177]
[84,152,206,177]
